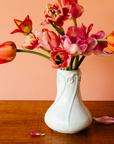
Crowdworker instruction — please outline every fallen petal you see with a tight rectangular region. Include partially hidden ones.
[29,132,45,136]
[93,116,114,124]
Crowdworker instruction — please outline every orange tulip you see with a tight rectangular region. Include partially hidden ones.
[0,41,16,64]
[11,15,32,35]
[107,31,114,51]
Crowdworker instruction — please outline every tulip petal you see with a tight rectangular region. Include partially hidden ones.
[10,29,23,34]
[69,4,84,19]
[29,132,45,136]
[14,19,22,27]
[93,116,114,124]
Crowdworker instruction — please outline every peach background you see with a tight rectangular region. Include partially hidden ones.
[0,0,114,100]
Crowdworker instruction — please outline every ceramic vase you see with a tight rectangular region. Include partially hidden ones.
[44,69,92,134]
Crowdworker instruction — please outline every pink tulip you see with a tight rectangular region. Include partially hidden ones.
[61,35,83,56]
[38,29,60,50]
[93,116,114,124]
[0,41,16,64]
[41,3,71,27]
[11,15,32,35]
[50,47,71,68]
[66,24,98,56]
[57,0,84,19]
[22,33,39,50]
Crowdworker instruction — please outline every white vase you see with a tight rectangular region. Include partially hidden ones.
[44,69,92,134]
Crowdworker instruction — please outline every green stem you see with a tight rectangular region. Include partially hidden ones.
[74,56,85,70]
[49,21,65,36]
[40,46,50,54]
[97,39,107,42]
[73,19,77,26]
[74,56,79,70]
[17,49,51,61]
[68,57,75,70]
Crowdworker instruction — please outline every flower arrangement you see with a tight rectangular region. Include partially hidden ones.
[0,0,114,71]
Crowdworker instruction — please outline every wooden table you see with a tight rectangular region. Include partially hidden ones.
[0,101,114,144]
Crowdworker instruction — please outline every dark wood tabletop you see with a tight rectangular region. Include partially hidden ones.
[0,101,114,144]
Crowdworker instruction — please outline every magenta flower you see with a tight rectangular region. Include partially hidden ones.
[38,29,60,50]
[93,116,114,124]
[57,0,84,19]
[22,33,39,50]
[61,35,82,56]
[41,3,71,27]
[50,47,71,68]
[66,24,98,56]
[91,31,109,56]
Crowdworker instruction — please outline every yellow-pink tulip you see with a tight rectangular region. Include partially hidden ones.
[11,15,32,36]
[107,31,114,51]
[0,41,16,64]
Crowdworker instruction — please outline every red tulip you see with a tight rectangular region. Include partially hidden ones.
[11,15,32,35]
[50,47,71,68]
[0,41,16,64]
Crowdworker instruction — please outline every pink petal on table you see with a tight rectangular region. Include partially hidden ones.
[29,132,45,136]
[93,116,114,124]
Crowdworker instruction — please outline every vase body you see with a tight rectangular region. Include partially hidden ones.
[44,69,92,134]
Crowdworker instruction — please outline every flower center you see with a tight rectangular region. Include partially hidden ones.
[55,54,64,65]
[50,9,56,14]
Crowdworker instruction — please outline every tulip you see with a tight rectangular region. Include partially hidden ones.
[38,29,60,50]
[0,41,16,64]
[93,116,114,124]
[61,35,82,56]
[22,33,39,50]
[107,31,114,51]
[91,31,110,56]
[41,3,71,28]
[50,47,71,68]
[11,15,32,35]
[57,0,84,19]
[66,24,98,56]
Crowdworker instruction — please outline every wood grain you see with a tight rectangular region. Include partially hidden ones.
[0,101,114,144]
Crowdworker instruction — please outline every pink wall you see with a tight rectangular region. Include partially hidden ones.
[0,0,114,100]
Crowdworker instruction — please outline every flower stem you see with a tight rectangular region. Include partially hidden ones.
[17,49,51,61]
[97,39,107,41]
[74,56,79,70]
[49,21,65,36]
[40,46,50,54]
[74,56,85,70]
[68,56,75,70]
[73,19,77,26]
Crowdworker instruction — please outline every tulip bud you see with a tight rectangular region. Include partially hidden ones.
[0,41,16,64]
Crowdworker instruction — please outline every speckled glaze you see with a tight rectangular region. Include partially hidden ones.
[44,69,92,134]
